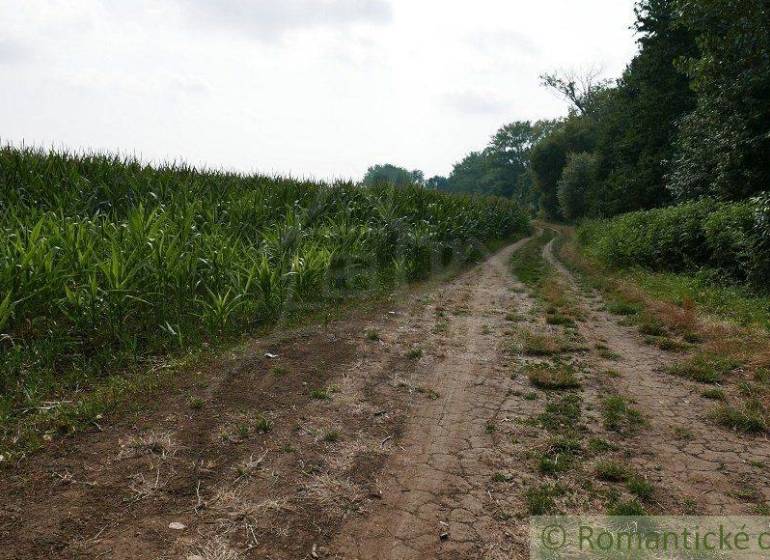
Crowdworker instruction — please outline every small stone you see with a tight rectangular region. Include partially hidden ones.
[168,522,186,530]
[187,556,204,560]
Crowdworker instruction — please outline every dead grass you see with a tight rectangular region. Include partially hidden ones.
[214,487,292,520]
[522,332,569,356]
[526,363,581,390]
[119,430,178,459]
[304,473,362,509]
[189,537,243,560]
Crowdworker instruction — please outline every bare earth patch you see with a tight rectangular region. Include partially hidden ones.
[2,231,770,559]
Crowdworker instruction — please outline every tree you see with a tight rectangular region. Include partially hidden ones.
[443,121,554,205]
[445,151,493,195]
[425,176,449,190]
[557,152,598,220]
[532,0,698,218]
[362,164,423,188]
[590,0,697,214]
[529,116,597,220]
[540,67,612,115]
[668,0,770,201]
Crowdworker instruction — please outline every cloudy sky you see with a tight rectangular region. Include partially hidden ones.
[1,0,639,180]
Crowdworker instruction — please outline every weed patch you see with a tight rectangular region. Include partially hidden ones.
[711,401,767,433]
[602,395,644,435]
[526,363,581,390]
[668,354,739,384]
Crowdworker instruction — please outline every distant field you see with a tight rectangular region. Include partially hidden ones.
[0,146,530,439]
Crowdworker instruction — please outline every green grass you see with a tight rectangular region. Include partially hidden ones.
[0,146,532,454]
[546,313,576,327]
[710,401,767,433]
[323,430,340,443]
[668,354,739,384]
[188,396,205,410]
[525,483,563,515]
[510,231,555,286]
[365,329,380,341]
[406,347,424,360]
[595,461,628,482]
[606,301,642,316]
[626,476,655,502]
[309,387,333,400]
[538,437,582,476]
[254,415,273,433]
[602,395,644,435]
[576,201,770,327]
[607,498,647,516]
[588,438,617,454]
[537,394,582,433]
[629,271,770,330]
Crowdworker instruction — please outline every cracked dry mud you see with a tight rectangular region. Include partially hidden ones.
[542,237,770,514]
[2,232,770,560]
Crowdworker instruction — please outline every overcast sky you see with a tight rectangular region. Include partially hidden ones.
[1,0,639,180]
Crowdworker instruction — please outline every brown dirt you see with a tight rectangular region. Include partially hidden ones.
[543,235,770,514]
[2,231,770,560]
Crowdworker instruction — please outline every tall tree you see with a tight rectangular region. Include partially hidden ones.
[668,0,770,201]
[363,164,423,188]
[592,0,698,214]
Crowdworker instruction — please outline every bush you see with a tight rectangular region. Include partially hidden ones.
[578,196,770,291]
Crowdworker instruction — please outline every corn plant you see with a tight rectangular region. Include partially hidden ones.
[0,144,530,428]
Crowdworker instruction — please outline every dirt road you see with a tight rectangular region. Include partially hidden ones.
[2,231,769,560]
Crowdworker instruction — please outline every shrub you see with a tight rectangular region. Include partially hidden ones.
[577,198,770,291]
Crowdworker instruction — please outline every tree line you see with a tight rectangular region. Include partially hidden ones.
[366,0,769,222]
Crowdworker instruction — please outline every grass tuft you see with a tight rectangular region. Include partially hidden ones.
[602,395,644,435]
[668,354,739,384]
[526,363,581,390]
[710,402,767,433]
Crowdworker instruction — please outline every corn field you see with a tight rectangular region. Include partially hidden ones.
[0,146,530,420]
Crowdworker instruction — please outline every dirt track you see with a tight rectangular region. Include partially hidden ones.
[2,232,770,559]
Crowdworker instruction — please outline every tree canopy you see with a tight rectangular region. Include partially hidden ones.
[362,164,425,188]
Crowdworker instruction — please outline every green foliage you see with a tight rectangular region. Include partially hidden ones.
[529,117,596,220]
[577,199,770,291]
[0,146,530,425]
[362,164,423,188]
[668,0,770,201]
[443,120,556,208]
[557,152,598,220]
[530,0,697,220]
[711,401,768,434]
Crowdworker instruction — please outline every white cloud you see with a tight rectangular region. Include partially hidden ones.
[443,91,509,116]
[0,0,638,179]
[0,38,30,64]
[177,0,392,41]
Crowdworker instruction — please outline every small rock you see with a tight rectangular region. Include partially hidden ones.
[168,522,186,530]
[187,556,204,560]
